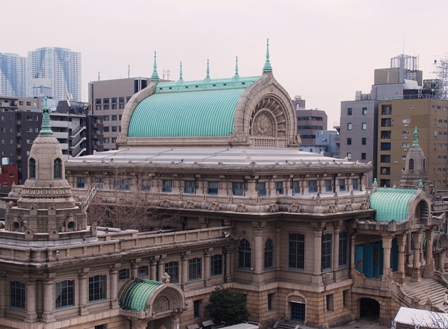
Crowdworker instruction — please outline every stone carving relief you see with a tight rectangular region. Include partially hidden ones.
[153,296,170,312]
[252,113,274,137]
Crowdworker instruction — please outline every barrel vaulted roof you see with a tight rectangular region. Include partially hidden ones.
[370,188,418,223]
[120,279,162,311]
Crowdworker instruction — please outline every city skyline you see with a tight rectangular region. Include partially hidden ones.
[2,0,448,126]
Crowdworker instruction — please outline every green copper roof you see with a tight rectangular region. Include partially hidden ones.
[40,97,53,135]
[120,279,162,311]
[128,76,259,137]
[370,188,418,223]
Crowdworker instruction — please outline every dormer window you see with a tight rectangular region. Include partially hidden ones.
[54,158,62,179]
[29,158,36,179]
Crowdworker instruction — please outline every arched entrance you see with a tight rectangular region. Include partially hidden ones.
[359,298,380,320]
[287,293,306,323]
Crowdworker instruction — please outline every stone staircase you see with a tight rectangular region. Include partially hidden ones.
[274,320,301,329]
[401,277,448,311]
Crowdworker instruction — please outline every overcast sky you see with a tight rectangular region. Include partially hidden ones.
[3,0,448,126]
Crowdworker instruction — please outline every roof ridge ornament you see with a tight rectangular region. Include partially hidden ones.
[151,51,160,82]
[205,59,210,81]
[263,38,273,73]
[177,61,183,84]
[412,126,419,147]
[233,56,239,80]
[40,96,53,135]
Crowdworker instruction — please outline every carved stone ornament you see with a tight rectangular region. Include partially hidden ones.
[253,113,274,137]
[153,296,170,312]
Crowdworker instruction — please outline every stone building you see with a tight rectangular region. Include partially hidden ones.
[1,42,447,329]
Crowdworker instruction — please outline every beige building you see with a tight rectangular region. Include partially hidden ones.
[1,43,448,329]
[376,98,448,189]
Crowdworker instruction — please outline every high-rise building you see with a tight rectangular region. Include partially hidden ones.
[27,47,81,101]
[0,53,27,97]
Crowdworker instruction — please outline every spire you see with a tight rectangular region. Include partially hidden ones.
[233,56,239,80]
[205,59,210,80]
[263,38,273,73]
[177,61,183,84]
[151,51,160,82]
[40,97,53,135]
[412,126,419,147]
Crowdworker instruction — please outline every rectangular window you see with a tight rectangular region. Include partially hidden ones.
[208,181,218,195]
[361,153,366,160]
[362,107,367,115]
[381,167,390,175]
[292,181,300,194]
[339,232,348,267]
[347,138,352,145]
[189,258,202,281]
[232,182,244,196]
[103,115,110,121]
[184,180,195,194]
[56,280,74,308]
[381,131,391,139]
[347,123,352,130]
[194,300,201,318]
[352,179,359,191]
[275,181,284,195]
[326,294,334,311]
[381,118,392,127]
[381,105,391,115]
[308,180,317,193]
[268,293,274,311]
[211,254,223,276]
[162,180,172,193]
[119,269,130,280]
[362,122,367,130]
[380,155,391,163]
[362,138,366,145]
[10,281,25,308]
[343,290,350,307]
[339,179,346,191]
[89,275,106,302]
[165,261,179,283]
[111,115,117,121]
[325,179,332,192]
[115,178,130,191]
[289,233,305,269]
[141,179,151,192]
[138,266,148,278]
[322,234,332,271]
[77,177,85,189]
[257,182,266,196]
[381,142,391,150]
[347,108,352,115]
[347,152,351,160]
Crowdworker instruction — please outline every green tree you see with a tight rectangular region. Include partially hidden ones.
[205,287,250,325]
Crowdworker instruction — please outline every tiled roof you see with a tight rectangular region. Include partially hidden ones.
[120,279,162,311]
[370,188,418,223]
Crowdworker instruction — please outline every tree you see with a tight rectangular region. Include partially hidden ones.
[205,287,250,326]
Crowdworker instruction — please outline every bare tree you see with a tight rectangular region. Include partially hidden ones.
[86,165,180,232]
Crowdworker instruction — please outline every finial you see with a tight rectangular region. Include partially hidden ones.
[373,178,378,187]
[412,126,419,147]
[205,59,210,80]
[151,51,160,82]
[263,38,273,73]
[177,61,183,84]
[418,179,423,188]
[40,97,53,135]
[234,56,239,79]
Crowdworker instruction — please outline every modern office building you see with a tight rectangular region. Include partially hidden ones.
[0,53,27,97]
[296,108,327,147]
[27,47,81,101]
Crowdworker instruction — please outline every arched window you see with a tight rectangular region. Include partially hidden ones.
[409,158,414,170]
[264,239,273,269]
[238,239,251,269]
[29,158,36,179]
[422,159,426,171]
[13,222,20,232]
[67,222,75,231]
[54,158,62,179]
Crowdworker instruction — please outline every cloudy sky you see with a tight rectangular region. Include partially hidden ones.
[3,0,447,126]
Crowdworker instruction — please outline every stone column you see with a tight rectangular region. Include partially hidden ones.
[226,246,234,282]
[424,229,435,278]
[0,273,5,317]
[396,235,406,285]
[382,236,392,280]
[333,226,340,280]
[253,227,264,284]
[411,231,422,282]
[181,251,190,290]
[25,280,37,322]
[204,249,211,287]
[41,275,55,323]
[245,175,258,198]
[312,230,322,283]
[78,268,89,315]
[157,256,166,281]
[131,260,140,279]
[150,257,158,280]
[110,265,119,309]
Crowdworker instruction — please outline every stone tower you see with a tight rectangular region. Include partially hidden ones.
[4,98,92,239]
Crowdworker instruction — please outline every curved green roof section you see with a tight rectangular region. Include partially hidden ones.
[120,279,162,311]
[370,188,418,223]
[128,77,258,138]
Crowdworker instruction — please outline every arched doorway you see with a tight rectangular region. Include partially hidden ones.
[359,298,380,319]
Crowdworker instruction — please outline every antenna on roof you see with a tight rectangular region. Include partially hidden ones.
[205,59,210,81]
[98,71,100,81]
[128,65,130,78]
[233,56,239,80]
[177,61,183,84]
